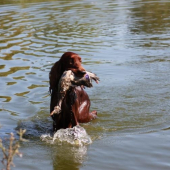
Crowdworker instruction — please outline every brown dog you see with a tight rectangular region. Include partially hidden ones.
[49,52,98,131]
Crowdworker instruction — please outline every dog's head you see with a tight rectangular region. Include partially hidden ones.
[60,52,86,75]
[49,52,86,93]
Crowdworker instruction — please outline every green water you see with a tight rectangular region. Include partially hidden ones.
[0,0,170,169]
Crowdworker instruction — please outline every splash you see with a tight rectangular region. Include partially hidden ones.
[40,125,92,146]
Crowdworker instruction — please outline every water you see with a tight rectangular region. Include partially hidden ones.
[41,126,92,146]
[0,0,170,169]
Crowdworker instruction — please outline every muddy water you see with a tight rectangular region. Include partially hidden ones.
[0,0,170,169]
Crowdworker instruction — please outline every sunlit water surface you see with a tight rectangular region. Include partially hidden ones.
[1,0,170,170]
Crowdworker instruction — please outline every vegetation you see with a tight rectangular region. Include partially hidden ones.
[0,129,27,170]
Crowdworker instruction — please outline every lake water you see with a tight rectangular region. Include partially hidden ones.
[0,0,170,169]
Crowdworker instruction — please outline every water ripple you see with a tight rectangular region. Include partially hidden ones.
[0,0,170,145]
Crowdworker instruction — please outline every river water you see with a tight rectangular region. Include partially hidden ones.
[0,0,170,169]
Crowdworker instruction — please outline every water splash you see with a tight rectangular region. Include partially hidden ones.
[40,125,92,146]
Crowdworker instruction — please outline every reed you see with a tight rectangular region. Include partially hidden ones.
[0,129,27,170]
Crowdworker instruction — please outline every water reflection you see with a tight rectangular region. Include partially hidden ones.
[0,66,30,76]
[129,0,170,49]
[0,95,12,102]
[52,145,88,170]
[17,118,88,170]
[130,0,170,34]
[41,126,90,170]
